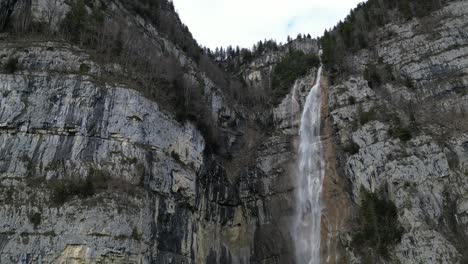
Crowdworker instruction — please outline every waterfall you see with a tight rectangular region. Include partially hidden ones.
[293,64,324,264]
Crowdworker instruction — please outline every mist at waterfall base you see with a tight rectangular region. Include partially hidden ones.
[293,65,324,264]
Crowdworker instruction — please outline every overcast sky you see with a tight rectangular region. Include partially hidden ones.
[172,0,364,49]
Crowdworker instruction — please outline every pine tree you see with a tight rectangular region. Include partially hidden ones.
[257,40,264,54]
[226,45,234,58]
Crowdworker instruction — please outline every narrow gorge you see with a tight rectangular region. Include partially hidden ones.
[0,0,467,263]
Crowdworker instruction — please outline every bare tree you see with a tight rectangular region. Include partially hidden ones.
[45,0,62,29]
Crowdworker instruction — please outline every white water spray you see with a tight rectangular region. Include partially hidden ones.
[293,64,324,264]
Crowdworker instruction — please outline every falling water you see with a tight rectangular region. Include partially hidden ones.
[293,64,324,264]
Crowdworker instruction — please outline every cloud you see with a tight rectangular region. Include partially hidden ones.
[172,0,364,49]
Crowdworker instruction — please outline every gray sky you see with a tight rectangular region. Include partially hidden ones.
[172,0,364,49]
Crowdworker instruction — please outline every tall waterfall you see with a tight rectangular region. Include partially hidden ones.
[293,65,324,264]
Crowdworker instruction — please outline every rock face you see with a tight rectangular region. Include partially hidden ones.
[0,0,303,263]
[0,0,468,263]
[325,1,468,262]
[241,39,319,94]
[0,41,206,263]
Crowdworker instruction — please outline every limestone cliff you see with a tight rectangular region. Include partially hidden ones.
[0,0,467,263]
[323,0,468,263]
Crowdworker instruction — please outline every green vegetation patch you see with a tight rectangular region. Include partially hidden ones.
[388,116,413,142]
[351,105,379,130]
[79,63,91,74]
[344,141,360,155]
[3,57,19,74]
[364,63,394,89]
[272,50,320,102]
[131,227,142,241]
[352,187,404,259]
[359,106,379,126]
[28,212,42,229]
[50,168,111,205]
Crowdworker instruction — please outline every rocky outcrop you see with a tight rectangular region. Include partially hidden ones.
[241,39,319,93]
